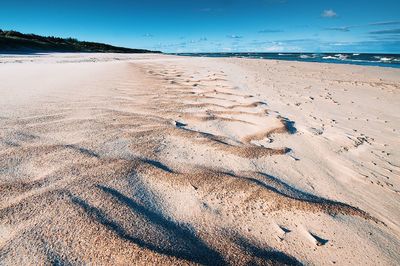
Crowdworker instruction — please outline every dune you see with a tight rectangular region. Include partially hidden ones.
[0,53,399,265]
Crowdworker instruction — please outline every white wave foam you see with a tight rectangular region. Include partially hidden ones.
[380,57,392,62]
[322,56,337,60]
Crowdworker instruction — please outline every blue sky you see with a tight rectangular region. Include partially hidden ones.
[1,0,399,53]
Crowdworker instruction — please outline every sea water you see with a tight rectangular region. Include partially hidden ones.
[173,53,400,68]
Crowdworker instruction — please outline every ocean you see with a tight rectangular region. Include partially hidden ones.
[173,53,400,68]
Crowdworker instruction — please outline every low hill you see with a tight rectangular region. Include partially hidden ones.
[0,30,160,53]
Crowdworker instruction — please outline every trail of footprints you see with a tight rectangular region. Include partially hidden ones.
[145,64,295,155]
[137,63,378,248]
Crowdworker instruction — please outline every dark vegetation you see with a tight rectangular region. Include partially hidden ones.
[0,29,160,53]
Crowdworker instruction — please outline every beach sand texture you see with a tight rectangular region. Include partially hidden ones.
[0,53,399,265]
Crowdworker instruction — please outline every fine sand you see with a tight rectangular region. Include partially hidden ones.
[0,53,399,265]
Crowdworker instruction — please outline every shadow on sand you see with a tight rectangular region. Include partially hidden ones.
[71,186,225,265]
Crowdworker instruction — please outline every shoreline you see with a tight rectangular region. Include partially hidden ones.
[2,51,400,69]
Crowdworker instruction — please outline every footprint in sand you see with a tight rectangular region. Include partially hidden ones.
[279,225,291,234]
[307,231,329,246]
[174,120,187,128]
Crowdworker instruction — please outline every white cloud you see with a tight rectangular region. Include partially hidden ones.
[329,42,349,46]
[322,9,337,18]
[226,35,243,39]
[264,45,284,52]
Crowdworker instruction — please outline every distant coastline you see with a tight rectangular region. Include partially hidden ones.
[0,30,161,54]
[173,52,400,68]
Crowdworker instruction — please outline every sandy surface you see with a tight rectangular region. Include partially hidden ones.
[0,53,399,265]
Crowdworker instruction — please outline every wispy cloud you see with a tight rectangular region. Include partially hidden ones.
[321,9,337,18]
[264,45,285,52]
[368,21,400,26]
[369,29,400,34]
[276,38,316,43]
[324,26,350,32]
[250,40,270,45]
[322,20,400,33]
[258,29,283,33]
[187,38,208,44]
[143,33,153,37]
[226,35,243,39]
[370,35,400,41]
